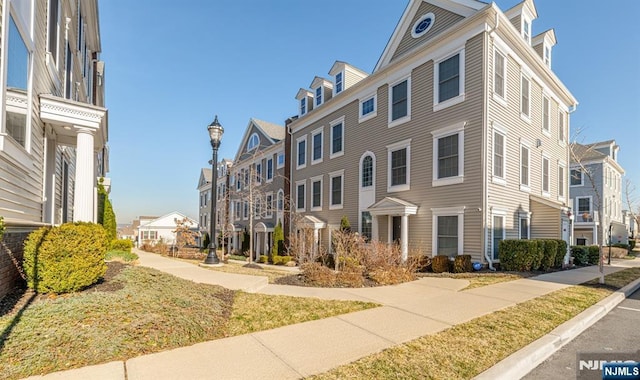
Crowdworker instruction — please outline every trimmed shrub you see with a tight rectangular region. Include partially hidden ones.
[539,240,558,271]
[587,245,601,265]
[431,255,450,273]
[271,222,284,258]
[416,255,432,272]
[452,255,472,273]
[499,240,543,272]
[110,239,133,252]
[554,239,568,268]
[23,223,108,293]
[259,255,268,264]
[571,246,589,266]
[272,255,293,265]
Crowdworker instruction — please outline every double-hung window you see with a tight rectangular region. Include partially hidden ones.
[520,144,530,191]
[255,162,262,184]
[329,170,344,209]
[570,168,583,186]
[542,96,550,135]
[493,127,506,184]
[266,158,273,181]
[359,94,377,122]
[277,151,285,168]
[335,72,343,94]
[434,49,465,110]
[311,176,322,211]
[296,181,305,211]
[432,207,465,257]
[558,111,566,144]
[330,119,344,158]
[312,129,323,164]
[315,87,322,107]
[558,163,566,199]
[521,74,530,120]
[432,123,465,187]
[542,155,550,195]
[387,139,411,192]
[360,212,372,241]
[300,98,307,116]
[493,50,506,101]
[389,78,410,125]
[297,136,307,169]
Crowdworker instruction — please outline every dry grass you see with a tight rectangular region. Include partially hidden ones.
[181,258,294,283]
[311,268,640,379]
[0,265,377,380]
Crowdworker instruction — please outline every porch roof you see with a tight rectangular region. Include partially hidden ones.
[367,197,418,216]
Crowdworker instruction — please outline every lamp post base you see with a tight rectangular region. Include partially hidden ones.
[203,246,221,265]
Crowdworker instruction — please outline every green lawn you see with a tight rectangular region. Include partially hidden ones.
[311,267,640,379]
[0,265,377,379]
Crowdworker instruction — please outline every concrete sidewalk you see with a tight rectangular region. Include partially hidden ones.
[24,252,640,380]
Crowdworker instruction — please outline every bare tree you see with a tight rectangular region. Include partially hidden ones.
[624,179,640,237]
[570,142,605,284]
[173,217,198,256]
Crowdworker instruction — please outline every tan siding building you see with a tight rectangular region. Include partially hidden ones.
[289,0,577,266]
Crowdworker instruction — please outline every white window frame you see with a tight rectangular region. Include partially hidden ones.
[334,71,344,95]
[520,73,531,122]
[387,138,411,193]
[359,93,377,123]
[522,16,531,45]
[542,153,550,197]
[520,142,531,192]
[299,97,307,116]
[277,151,285,169]
[310,175,323,211]
[296,135,307,170]
[433,48,466,112]
[570,168,583,187]
[266,157,273,182]
[247,133,259,151]
[432,122,465,187]
[558,161,566,201]
[388,76,411,128]
[311,127,323,165]
[492,124,507,185]
[491,210,506,261]
[359,152,376,190]
[277,189,284,212]
[330,117,345,159]
[576,196,593,222]
[542,95,551,136]
[314,86,323,107]
[518,212,531,239]
[255,162,262,184]
[431,206,465,256]
[265,192,273,218]
[295,180,306,211]
[243,200,249,220]
[492,48,507,107]
[558,110,566,147]
[544,44,551,67]
[329,169,345,210]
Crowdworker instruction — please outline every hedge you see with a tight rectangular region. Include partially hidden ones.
[23,223,108,293]
[539,240,558,271]
[498,240,543,271]
[110,239,133,252]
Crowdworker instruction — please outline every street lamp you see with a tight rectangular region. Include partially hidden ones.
[204,115,224,265]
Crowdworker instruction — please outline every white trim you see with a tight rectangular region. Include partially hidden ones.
[296,135,307,170]
[518,212,531,239]
[491,212,506,261]
[299,97,307,117]
[314,86,324,107]
[520,72,531,123]
[575,196,593,223]
[247,132,259,151]
[387,139,411,192]
[329,116,345,159]
[333,70,344,96]
[431,206,465,256]
[520,142,531,192]
[359,151,376,190]
[542,94,551,136]
[492,123,507,185]
[558,110,567,147]
[311,127,323,165]
[329,170,345,210]
[541,152,550,197]
[492,47,507,107]
[433,48,465,112]
[295,180,306,211]
[266,157,274,183]
[276,150,285,169]
[411,12,436,38]
[310,175,323,211]
[557,161,566,201]
[388,75,411,128]
[359,92,377,123]
[432,122,465,187]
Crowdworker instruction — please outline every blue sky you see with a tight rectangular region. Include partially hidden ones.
[100,0,640,224]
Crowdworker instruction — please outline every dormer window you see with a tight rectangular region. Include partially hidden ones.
[300,97,307,116]
[335,72,343,94]
[315,87,322,106]
[522,18,531,44]
[247,133,259,151]
[544,45,551,67]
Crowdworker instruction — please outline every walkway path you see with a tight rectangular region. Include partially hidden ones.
[25,250,640,380]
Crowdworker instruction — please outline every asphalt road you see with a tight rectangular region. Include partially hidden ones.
[523,288,640,380]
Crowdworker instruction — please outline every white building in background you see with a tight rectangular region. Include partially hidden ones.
[137,212,198,246]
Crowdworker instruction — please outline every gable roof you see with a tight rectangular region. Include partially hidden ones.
[233,118,285,163]
[374,0,486,72]
[198,168,212,189]
[139,211,197,228]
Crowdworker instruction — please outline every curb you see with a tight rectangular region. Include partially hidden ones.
[473,276,640,380]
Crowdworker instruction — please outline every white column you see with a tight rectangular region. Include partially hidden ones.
[73,128,95,222]
[401,214,409,262]
[313,228,319,256]
[43,136,57,224]
[263,232,268,255]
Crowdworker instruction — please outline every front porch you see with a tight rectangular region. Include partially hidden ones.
[367,197,418,261]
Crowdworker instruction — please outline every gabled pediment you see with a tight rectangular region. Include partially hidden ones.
[197,168,211,189]
[375,0,485,72]
[233,118,285,163]
[367,197,418,216]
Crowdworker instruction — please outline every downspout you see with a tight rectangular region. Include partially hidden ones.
[483,10,500,271]
[565,103,578,264]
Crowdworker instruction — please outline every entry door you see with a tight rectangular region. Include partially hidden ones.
[392,216,401,244]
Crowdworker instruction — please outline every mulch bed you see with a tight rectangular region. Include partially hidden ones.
[0,261,128,317]
[273,273,379,288]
